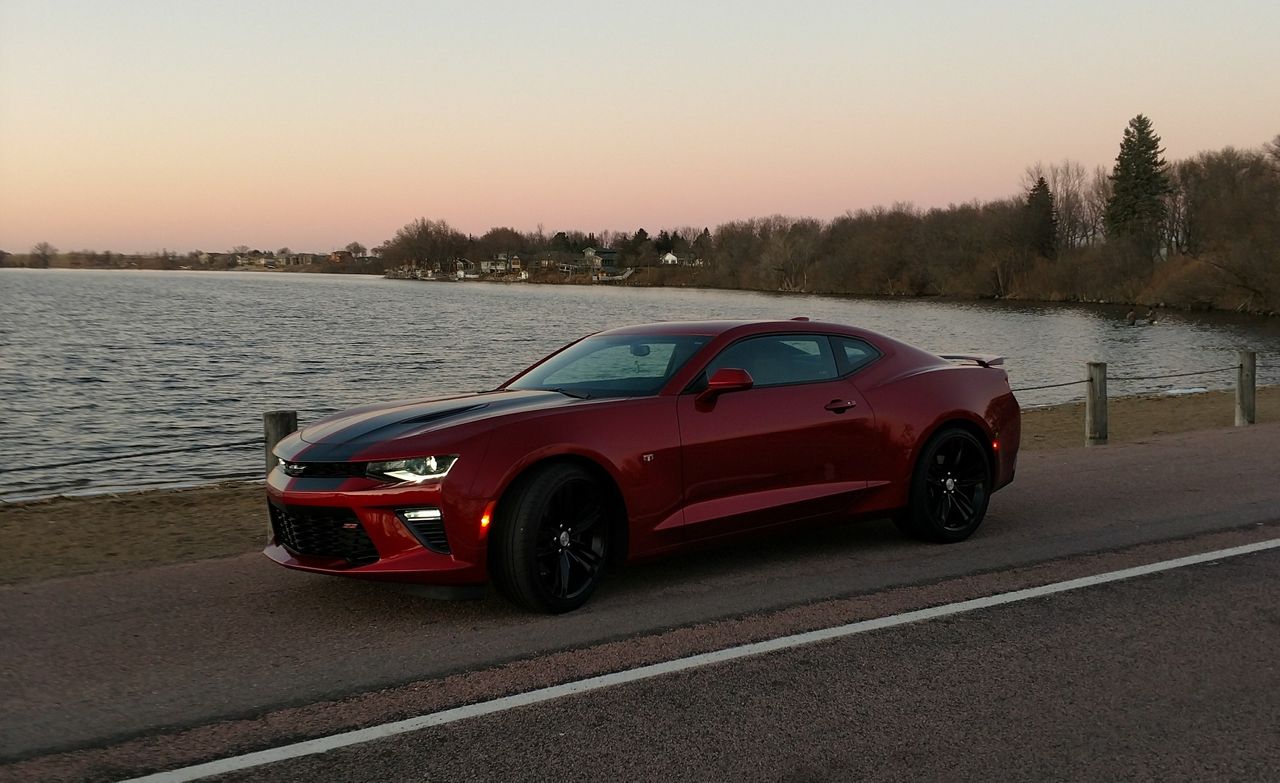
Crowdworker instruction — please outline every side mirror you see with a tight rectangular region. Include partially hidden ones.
[697,367,754,405]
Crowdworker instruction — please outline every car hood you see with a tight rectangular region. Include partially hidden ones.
[298,389,578,447]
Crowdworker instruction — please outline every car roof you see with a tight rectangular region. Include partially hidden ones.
[599,319,864,338]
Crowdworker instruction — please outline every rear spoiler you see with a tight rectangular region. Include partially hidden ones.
[939,353,1005,368]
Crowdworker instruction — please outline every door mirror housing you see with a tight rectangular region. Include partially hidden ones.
[697,367,754,404]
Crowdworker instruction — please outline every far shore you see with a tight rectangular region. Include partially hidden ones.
[5,264,1278,318]
[2,386,1276,588]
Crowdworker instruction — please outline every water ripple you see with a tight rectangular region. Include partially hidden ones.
[2,268,1279,501]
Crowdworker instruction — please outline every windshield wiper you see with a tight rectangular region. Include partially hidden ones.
[549,387,590,399]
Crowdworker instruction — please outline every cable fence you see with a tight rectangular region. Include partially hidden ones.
[1109,365,1241,382]
[1010,379,1091,393]
[1011,363,1242,393]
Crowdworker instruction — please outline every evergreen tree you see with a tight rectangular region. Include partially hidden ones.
[693,227,713,260]
[1104,114,1170,255]
[1025,176,1058,259]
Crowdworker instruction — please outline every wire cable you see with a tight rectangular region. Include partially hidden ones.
[1110,365,1241,382]
[1010,379,1090,392]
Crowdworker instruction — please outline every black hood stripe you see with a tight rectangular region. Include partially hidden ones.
[301,402,486,447]
[286,389,576,463]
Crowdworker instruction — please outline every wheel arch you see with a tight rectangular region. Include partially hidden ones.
[490,453,631,566]
[916,414,997,481]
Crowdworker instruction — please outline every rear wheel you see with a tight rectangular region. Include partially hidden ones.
[490,463,610,613]
[894,427,991,543]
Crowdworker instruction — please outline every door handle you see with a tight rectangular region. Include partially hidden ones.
[824,399,857,413]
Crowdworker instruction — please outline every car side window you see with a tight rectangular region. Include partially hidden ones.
[703,334,838,388]
[831,336,880,375]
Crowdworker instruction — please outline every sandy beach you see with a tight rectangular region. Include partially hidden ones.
[2,387,1275,587]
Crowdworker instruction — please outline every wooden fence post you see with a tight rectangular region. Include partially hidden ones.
[1086,362,1108,446]
[1236,351,1256,426]
[264,410,299,475]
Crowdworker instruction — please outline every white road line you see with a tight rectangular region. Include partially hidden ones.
[122,537,1280,783]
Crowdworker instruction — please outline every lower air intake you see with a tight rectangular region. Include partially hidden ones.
[269,502,379,565]
[404,517,451,554]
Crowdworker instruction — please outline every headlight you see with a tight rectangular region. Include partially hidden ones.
[366,455,458,482]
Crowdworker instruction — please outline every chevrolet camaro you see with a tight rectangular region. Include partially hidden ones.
[266,319,1020,612]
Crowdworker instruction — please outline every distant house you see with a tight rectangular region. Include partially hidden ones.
[584,247,621,271]
[509,254,522,271]
[660,252,679,266]
[328,250,354,264]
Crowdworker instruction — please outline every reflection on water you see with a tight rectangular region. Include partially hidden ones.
[2,269,1278,500]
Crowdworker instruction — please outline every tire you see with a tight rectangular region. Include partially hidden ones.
[894,427,991,543]
[490,463,611,613]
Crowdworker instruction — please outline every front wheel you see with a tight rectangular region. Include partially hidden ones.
[894,427,991,543]
[490,463,611,613]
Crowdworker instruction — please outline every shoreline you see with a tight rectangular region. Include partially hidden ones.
[5,266,1278,318]
[2,386,1276,587]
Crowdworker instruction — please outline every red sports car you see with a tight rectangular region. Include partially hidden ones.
[266,319,1020,612]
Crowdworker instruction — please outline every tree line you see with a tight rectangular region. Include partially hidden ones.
[374,116,1280,313]
[10,116,1279,313]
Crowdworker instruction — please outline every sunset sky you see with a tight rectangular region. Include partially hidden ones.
[1,0,1277,254]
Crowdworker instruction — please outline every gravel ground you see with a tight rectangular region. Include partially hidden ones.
[1,387,1276,587]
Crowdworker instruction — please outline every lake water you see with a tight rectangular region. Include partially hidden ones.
[2,268,1278,501]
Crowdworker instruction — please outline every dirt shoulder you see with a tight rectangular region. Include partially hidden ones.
[2,387,1276,587]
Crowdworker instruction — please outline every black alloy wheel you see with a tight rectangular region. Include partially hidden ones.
[895,427,992,543]
[491,463,611,613]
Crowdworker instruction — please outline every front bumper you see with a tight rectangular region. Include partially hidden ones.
[263,469,490,586]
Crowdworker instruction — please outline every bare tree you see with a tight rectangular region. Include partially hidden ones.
[1177,146,1280,308]
[1265,134,1280,172]
[30,242,57,268]
[1164,160,1194,254]
[1023,159,1089,248]
[756,217,821,292]
[344,242,367,257]
[380,218,468,268]
[1081,166,1112,245]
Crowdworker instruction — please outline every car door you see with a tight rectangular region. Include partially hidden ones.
[675,333,877,541]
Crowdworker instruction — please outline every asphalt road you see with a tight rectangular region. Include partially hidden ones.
[218,547,1280,782]
[2,424,1278,780]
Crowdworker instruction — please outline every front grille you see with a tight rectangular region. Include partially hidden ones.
[269,502,379,565]
[403,517,451,554]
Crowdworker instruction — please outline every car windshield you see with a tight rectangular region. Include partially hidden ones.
[508,334,710,398]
